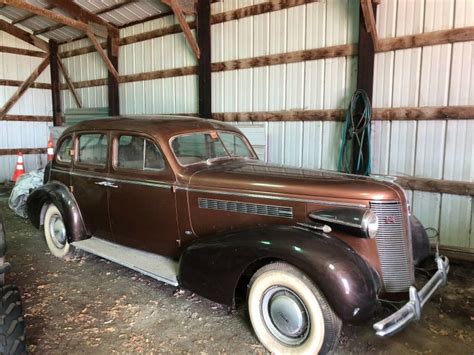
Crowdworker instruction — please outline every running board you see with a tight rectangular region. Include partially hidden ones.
[72,237,179,286]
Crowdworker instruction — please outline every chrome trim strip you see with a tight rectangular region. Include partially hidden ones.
[51,169,171,189]
[177,186,367,208]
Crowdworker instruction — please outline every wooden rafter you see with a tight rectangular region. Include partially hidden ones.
[37,0,137,36]
[46,0,118,36]
[162,0,200,58]
[11,4,55,24]
[360,0,379,51]
[0,19,48,51]
[0,0,106,37]
[0,45,47,57]
[0,56,50,115]
[87,32,119,80]
[57,57,82,108]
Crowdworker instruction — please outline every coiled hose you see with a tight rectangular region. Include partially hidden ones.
[337,89,372,175]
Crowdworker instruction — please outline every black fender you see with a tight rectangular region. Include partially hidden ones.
[178,225,380,323]
[26,181,88,242]
[0,213,6,258]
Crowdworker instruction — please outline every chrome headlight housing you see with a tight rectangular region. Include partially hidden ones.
[309,207,378,239]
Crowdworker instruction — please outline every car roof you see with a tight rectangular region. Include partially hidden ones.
[63,115,242,141]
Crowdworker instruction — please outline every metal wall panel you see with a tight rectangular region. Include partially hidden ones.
[0,31,51,181]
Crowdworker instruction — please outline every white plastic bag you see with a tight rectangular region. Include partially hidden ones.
[8,169,44,218]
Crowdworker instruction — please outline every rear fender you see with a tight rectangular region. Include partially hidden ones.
[178,225,380,323]
[26,181,88,242]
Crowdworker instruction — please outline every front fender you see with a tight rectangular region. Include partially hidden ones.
[179,225,380,323]
[26,181,88,242]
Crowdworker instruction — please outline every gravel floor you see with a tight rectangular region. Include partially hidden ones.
[0,190,473,354]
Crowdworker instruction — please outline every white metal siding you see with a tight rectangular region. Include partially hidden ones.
[0,31,51,182]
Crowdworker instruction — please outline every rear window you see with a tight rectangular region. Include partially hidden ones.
[56,136,72,163]
[78,134,108,166]
[116,135,165,171]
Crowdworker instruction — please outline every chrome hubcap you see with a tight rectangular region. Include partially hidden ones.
[261,287,310,346]
[49,214,66,249]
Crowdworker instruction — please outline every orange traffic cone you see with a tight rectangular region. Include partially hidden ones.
[47,136,54,161]
[11,152,26,182]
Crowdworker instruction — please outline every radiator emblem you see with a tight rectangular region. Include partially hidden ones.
[384,216,396,224]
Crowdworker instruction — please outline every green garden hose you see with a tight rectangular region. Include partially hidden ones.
[337,89,372,175]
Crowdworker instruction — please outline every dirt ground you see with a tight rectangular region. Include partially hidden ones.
[0,189,473,354]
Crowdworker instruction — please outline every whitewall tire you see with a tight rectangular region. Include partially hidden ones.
[43,204,73,258]
[248,262,341,355]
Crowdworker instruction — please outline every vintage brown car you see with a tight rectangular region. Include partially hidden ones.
[27,117,449,354]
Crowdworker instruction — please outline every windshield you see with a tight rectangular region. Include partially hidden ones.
[171,131,256,166]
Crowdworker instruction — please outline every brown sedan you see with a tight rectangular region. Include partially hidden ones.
[27,116,449,354]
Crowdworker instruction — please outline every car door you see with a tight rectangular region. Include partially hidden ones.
[71,132,112,240]
[107,133,179,258]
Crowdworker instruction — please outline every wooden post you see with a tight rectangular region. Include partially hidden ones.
[107,35,120,116]
[352,1,378,175]
[197,0,211,118]
[49,40,62,126]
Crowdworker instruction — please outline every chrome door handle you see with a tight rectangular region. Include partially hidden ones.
[104,182,118,188]
[94,181,108,186]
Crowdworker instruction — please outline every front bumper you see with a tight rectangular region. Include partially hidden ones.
[373,255,449,337]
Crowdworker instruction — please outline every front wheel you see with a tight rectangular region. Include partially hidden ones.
[248,262,341,354]
[43,204,73,258]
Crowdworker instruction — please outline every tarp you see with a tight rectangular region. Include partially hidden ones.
[8,169,44,218]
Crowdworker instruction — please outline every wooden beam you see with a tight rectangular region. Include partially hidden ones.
[212,110,346,122]
[212,44,356,71]
[360,0,379,51]
[197,0,211,118]
[49,40,62,126]
[377,25,474,52]
[0,0,106,37]
[0,79,51,89]
[0,115,53,122]
[0,19,49,52]
[87,32,119,80]
[0,56,50,115]
[0,148,47,156]
[11,4,55,24]
[57,58,82,108]
[0,45,47,57]
[46,0,118,36]
[372,106,474,120]
[435,245,474,264]
[60,0,319,59]
[163,0,200,58]
[395,176,474,196]
[107,34,120,116]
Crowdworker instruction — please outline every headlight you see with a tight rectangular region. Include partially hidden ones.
[309,207,378,239]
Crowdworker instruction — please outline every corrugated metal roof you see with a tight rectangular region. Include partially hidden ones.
[0,0,171,43]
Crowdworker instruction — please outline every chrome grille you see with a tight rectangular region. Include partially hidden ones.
[370,201,414,292]
[198,198,293,219]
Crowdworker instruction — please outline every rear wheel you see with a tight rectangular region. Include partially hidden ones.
[248,262,341,354]
[43,204,73,258]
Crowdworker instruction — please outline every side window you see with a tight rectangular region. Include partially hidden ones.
[116,135,164,171]
[56,136,73,163]
[78,133,108,166]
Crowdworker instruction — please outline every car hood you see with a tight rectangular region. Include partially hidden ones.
[187,160,404,203]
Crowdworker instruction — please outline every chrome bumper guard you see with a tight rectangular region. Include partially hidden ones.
[373,255,449,337]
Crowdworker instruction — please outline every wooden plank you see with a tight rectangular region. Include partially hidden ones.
[119,66,197,84]
[0,79,51,89]
[372,106,474,120]
[107,34,120,116]
[377,25,474,52]
[211,44,356,72]
[395,176,473,196]
[0,115,52,122]
[360,0,379,51]
[197,0,211,118]
[57,57,82,108]
[434,245,474,263]
[0,56,50,115]
[0,19,49,52]
[163,0,200,58]
[60,0,319,58]
[49,40,62,126]
[87,32,119,80]
[0,148,47,156]
[212,109,346,122]
[1,0,105,37]
[0,45,47,57]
